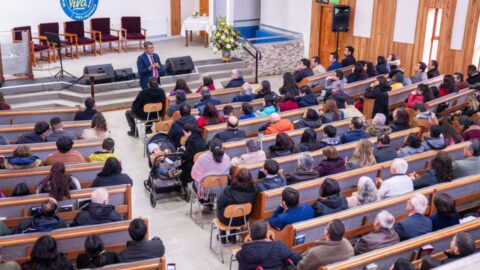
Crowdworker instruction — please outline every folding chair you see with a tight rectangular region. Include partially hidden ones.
[135,102,163,153]
[209,202,252,263]
[189,175,229,228]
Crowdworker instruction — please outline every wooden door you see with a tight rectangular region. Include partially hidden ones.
[317,5,346,68]
[199,0,209,38]
[171,0,181,36]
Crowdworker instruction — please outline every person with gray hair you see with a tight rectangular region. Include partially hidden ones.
[137,40,163,89]
[287,152,319,184]
[354,210,400,254]
[367,113,392,137]
[452,139,480,179]
[376,158,413,199]
[231,139,266,167]
[194,86,221,111]
[347,176,379,208]
[232,82,256,103]
[70,188,123,227]
[225,69,246,88]
[394,193,432,241]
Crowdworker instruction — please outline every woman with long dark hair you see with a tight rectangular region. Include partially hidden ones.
[256,80,277,99]
[440,118,463,145]
[278,92,299,112]
[36,162,80,200]
[390,108,410,132]
[197,103,224,128]
[76,235,119,269]
[268,132,295,158]
[91,157,133,187]
[196,76,215,93]
[430,193,460,231]
[81,112,111,139]
[406,84,434,108]
[295,108,323,129]
[179,123,207,187]
[279,72,299,96]
[347,63,368,83]
[364,75,391,118]
[22,235,72,270]
[170,78,192,96]
[411,151,452,190]
[294,128,320,153]
[439,75,457,97]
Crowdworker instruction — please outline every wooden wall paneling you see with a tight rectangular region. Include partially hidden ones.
[309,1,322,59]
[199,0,209,38]
[170,0,181,36]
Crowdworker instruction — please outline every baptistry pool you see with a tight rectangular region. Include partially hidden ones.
[236,25,298,44]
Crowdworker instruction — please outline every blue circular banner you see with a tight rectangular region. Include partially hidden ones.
[60,0,99,21]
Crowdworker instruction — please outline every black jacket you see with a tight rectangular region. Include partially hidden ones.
[390,122,410,132]
[341,55,356,67]
[216,184,256,226]
[286,168,319,184]
[236,240,301,270]
[427,68,440,79]
[132,87,166,119]
[326,92,349,109]
[15,214,66,234]
[268,146,293,158]
[212,128,246,143]
[376,63,390,75]
[467,73,480,85]
[91,173,134,187]
[225,78,246,88]
[16,132,44,144]
[394,213,432,241]
[413,169,439,190]
[195,97,221,109]
[294,118,322,130]
[119,238,165,263]
[168,115,198,148]
[180,132,207,184]
[22,253,73,270]
[70,203,123,227]
[298,93,318,108]
[76,251,119,269]
[293,68,314,83]
[74,108,98,121]
[374,145,398,163]
[364,84,391,118]
[347,72,367,83]
[294,142,320,153]
[313,194,348,217]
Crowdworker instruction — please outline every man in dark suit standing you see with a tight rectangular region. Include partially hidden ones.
[137,41,164,89]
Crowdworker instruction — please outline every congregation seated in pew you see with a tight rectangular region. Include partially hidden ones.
[70,187,123,227]
[268,132,294,158]
[347,176,379,208]
[255,80,278,99]
[256,94,280,117]
[240,102,256,120]
[286,152,319,184]
[197,103,224,128]
[315,146,346,177]
[44,136,86,166]
[397,133,425,158]
[36,162,81,199]
[313,178,348,217]
[278,92,299,112]
[76,234,120,269]
[22,235,73,270]
[261,113,294,135]
[15,198,67,234]
[230,139,266,167]
[225,69,245,89]
[294,109,323,130]
[354,210,400,254]
[431,193,460,231]
[16,121,50,144]
[168,104,197,148]
[170,78,192,96]
[269,187,314,230]
[279,72,300,96]
[367,113,392,137]
[452,139,480,179]
[411,151,452,190]
[196,76,215,93]
[294,128,321,153]
[211,116,245,143]
[340,117,369,144]
[87,138,117,162]
[119,218,165,263]
[255,159,286,192]
[80,112,111,140]
[374,134,398,163]
[232,83,255,103]
[394,194,432,241]
[293,58,314,83]
[46,117,77,142]
[376,158,413,199]
[390,108,410,132]
[74,97,98,121]
[297,86,318,108]
[167,89,186,117]
[3,145,42,169]
[346,139,377,170]
[195,87,221,111]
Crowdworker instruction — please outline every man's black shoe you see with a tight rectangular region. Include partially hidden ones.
[127,131,138,138]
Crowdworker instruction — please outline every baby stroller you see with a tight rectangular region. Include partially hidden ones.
[144,133,183,207]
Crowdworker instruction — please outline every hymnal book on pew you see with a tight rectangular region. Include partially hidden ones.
[294,234,306,246]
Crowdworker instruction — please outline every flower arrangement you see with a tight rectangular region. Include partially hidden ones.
[192,11,199,17]
[208,17,241,53]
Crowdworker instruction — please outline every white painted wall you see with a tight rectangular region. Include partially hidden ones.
[181,0,200,28]
[260,0,311,57]
[214,0,228,19]
[234,0,261,22]
[0,0,171,42]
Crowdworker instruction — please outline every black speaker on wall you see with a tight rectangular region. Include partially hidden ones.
[83,64,115,84]
[332,5,351,32]
[165,56,195,75]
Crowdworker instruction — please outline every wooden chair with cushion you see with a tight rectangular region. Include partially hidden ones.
[64,20,97,58]
[38,22,75,61]
[11,26,51,67]
[121,16,146,52]
[189,175,229,227]
[210,202,252,263]
[90,17,121,55]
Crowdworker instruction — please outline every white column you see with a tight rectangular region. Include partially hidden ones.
[226,0,234,25]
[209,0,215,25]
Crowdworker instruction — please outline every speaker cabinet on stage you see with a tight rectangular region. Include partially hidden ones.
[165,56,195,75]
[115,68,135,82]
[332,5,351,32]
[83,64,115,84]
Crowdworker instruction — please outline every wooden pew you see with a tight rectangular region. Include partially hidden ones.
[426,88,474,117]
[283,172,480,254]
[0,120,91,143]
[322,219,480,270]
[167,87,243,108]
[242,127,421,179]
[250,141,466,221]
[363,76,445,119]
[298,65,354,88]
[203,105,321,142]
[223,119,351,158]
[0,162,104,196]
[0,107,82,125]
[341,75,387,99]
[0,139,102,160]
[0,219,148,263]
[101,257,167,269]
[191,98,265,116]
[0,184,132,228]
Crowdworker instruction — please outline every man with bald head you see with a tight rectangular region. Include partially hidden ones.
[70,188,123,227]
[212,115,246,143]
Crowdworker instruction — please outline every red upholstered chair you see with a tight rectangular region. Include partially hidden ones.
[64,20,96,58]
[38,22,75,61]
[121,16,147,52]
[11,26,51,67]
[90,17,121,55]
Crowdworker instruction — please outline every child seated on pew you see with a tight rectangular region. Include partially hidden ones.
[255,159,286,192]
[4,145,42,170]
[148,143,181,178]
[87,138,118,162]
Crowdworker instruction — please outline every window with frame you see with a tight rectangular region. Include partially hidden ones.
[422,8,443,64]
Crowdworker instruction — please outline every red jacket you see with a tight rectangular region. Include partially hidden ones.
[265,119,294,135]
[278,100,299,112]
[406,94,423,108]
[197,116,224,128]
[462,125,480,141]
[196,84,216,93]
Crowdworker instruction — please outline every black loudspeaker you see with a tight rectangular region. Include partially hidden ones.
[83,64,115,84]
[332,5,350,32]
[165,56,195,75]
[114,68,135,82]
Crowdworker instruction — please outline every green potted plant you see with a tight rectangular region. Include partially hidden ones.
[208,17,241,62]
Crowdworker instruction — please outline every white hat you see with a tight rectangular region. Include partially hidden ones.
[148,143,159,153]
